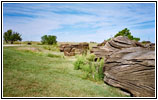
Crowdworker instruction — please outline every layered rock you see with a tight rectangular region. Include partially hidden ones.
[104,47,155,97]
[91,36,144,59]
[60,42,89,56]
[90,36,155,97]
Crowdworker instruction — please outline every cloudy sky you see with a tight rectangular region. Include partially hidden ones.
[3,3,155,43]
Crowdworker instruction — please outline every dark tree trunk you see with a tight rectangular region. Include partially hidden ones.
[5,40,8,43]
[11,41,13,44]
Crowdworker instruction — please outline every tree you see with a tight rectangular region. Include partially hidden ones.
[3,29,22,44]
[10,32,22,44]
[114,28,140,41]
[41,35,57,45]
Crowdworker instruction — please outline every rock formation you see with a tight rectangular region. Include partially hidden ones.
[60,42,89,56]
[104,47,155,97]
[90,36,155,97]
[97,40,107,46]
[91,36,144,59]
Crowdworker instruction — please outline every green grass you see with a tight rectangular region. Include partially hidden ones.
[3,46,129,97]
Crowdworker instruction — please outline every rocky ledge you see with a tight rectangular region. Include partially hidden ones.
[91,36,155,97]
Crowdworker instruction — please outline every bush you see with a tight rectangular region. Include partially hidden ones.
[73,54,104,81]
[27,42,32,45]
[86,54,95,62]
[74,55,86,70]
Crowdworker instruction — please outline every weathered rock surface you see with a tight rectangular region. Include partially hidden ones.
[104,47,155,97]
[60,42,89,56]
[90,36,155,97]
[91,36,144,59]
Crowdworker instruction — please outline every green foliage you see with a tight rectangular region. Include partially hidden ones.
[41,35,57,45]
[86,53,95,61]
[141,41,151,44]
[73,54,104,81]
[3,29,22,44]
[114,28,140,41]
[74,55,86,70]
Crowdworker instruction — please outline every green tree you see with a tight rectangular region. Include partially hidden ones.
[114,28,140,41]
[41,35,57,45]
[3,29,22,44]
[10,32,22,44]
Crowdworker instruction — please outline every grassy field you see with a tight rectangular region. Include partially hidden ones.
[3,45,129,97]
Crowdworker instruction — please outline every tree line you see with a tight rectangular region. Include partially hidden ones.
[3,28,140,44]
[3,29,57,45]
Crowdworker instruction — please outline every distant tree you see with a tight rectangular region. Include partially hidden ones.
[3,29,12,43]
[3,29,22,44]
[114,28,140,41]
[10,32,22,44]
[41,35,57,45]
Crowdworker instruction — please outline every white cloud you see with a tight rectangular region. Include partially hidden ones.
[3,3,155,42]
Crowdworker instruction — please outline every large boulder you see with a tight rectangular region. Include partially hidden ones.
[90,36,155,97]
[60,42,89,56]
[91,36,144,59]
[104,47,155,97]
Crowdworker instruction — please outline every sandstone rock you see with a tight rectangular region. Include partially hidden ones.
[91,36,144,59]
[90,36,155,97]
[59,44,69,52]
[103,47,155,97]
[97,40,107,46]
[60,42,89,56]
[145,43,155,50]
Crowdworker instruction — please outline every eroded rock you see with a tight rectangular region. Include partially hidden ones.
[60,42,89,56]
[104,47,155,97]
[91,36,144,59]
[90,36,155,97]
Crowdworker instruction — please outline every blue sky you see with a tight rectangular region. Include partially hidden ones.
[3,3,155,43]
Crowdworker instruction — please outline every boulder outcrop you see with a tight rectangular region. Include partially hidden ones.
[104,47,155,97]
[60,42,89,56]
[90,36,155,97]
[91,36,144,59]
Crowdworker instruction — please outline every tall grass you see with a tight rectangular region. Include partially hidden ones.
[73,54,104,81]
[3,46,130,97]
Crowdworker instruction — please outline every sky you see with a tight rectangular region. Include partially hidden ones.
[3,3,155,43]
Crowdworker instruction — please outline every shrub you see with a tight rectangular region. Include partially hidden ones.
[73,54,104,81]
[27,42,32,45]
[86,54,95,62]
[98,59,104,79]
[74,55,86,70]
